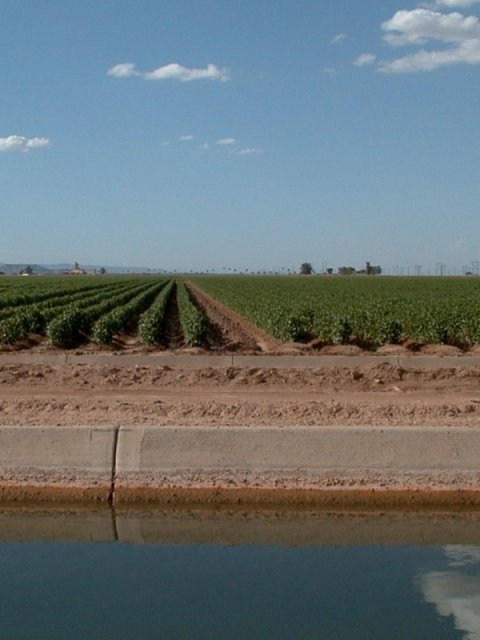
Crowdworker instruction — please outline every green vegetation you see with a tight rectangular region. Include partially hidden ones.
[137,280,175,345]
[46,280,157,347]
[191,275,480,348]
[2,274,480,350]
[0,276,163,346]
[91,280,167,345]
[299,262,314,275]
[176,282,210,347]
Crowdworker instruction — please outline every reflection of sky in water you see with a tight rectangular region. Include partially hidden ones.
[2,533,480,639]
[420,547,480,640]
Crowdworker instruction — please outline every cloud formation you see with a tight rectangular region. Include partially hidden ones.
[382,9,480,46]
[0,135,50,152]
[353,3,480,73]
[107,62,230,82]
[378,6,480,72]
[444,545,480,566]
[354,53,377,66]
[433,0,480,7]
[163,133,262,155]
[331,33,347,44]
[421,571,480,639]
[231,147,264,156]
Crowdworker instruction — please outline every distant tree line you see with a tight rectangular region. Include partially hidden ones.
[300,261,381,275]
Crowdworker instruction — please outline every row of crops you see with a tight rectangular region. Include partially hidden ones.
[2,274,480,350]
[192,275,480,349]
[0,276,209,348]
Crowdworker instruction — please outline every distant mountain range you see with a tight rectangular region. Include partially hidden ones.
[0,264,52,275]
[0,263,168,275]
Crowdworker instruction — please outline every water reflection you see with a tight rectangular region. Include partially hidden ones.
[2,505,480,546]
[420,546,480,640]
[1,507,480,639]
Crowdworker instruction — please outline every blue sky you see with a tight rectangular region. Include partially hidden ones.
[2,0,480,273]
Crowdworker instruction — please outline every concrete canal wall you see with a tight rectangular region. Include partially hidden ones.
[1,425,480,506]
[0,425,116,502]
[2,353,480,369]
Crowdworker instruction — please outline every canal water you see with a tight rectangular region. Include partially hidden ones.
[1,507,480,639]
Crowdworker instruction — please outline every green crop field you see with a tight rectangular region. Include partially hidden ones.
[2,274,480,350]
[191,275,480,348]
[0,275,167,347]
[0,276,216,349]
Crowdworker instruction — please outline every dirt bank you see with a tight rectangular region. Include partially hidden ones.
[1,361,479,427]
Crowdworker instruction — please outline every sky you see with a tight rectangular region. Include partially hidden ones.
[2,0,480,274]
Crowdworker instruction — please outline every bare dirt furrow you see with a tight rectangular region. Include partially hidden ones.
[160,282,184,350]
[186,281,282,353]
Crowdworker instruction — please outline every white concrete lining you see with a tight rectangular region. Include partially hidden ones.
[114,426,480,494]
[2,425,480,503]
[115,426,480,473]
[0,425,117,492]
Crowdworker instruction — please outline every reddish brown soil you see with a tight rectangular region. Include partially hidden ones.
[185,282,282,352]
[1,361,479,427]
[1,287,480,428]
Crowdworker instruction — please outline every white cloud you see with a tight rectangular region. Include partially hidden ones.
[25,137,50,149]
[379,44,480,72]
[231,147,264,155]
[331,33,347,44]
[354,53,377,66]
[421,571,480,639]
[179,135,194,141]
[377,7,480,73]
[444,545,480,566]
[434,0,480,7]
[107,62,230,82]
[382,9,480,46]
[323,67,336,74]
[107,62,137,78]
[0,135,50,152]
[198,143,210,150]
[145,63,229,81]
[216,138,236,145]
